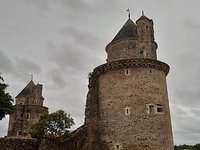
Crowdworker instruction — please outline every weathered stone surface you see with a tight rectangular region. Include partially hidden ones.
[84,15,173,149]
[97,67,173,149]
[0,138,39,150]
[7,81,48,137]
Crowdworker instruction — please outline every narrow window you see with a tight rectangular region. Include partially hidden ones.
[125,69,130,75]
[26,113,30,119]
[116,145,120,149]
[20,114,23,117]
[149,105,154,113]
[150,70,152,73]
[124,107,131,115]
[146,41,150,46]
[75,142,78,147]
[139,51,144,58]
[146,104,155,114]
[18,130,22,136]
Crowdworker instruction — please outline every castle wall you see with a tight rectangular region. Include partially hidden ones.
[0,138,39,150]
[98,66,173,149]
[106,39,157,63]
[106,39,139,62]
[8,81,48,137]
[8,105,48,136]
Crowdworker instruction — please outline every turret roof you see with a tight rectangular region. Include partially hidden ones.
[136,14,152,22]
[16,80,35,98]
[111,19,137,42]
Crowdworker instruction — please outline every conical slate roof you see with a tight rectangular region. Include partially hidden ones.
[111,19,137,42]
[16,80,35,97]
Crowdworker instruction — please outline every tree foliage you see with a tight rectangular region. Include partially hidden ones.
[174,144,200,150]
[30,110,75,142]
[194,144,200,149]
[0,73,14,120]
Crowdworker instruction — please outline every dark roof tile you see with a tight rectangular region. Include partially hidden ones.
[16,80,35,97]
[112,19,138,42]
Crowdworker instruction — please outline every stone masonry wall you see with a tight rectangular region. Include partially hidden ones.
[8,105,48,136]
[84,58,173,149]
[98,67,173,149]
[0,138,39,150]
[106,39,157,62]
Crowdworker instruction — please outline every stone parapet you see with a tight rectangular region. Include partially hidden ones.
[93,58,169,76]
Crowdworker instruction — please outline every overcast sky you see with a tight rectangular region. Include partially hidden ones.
[0,0,200,146]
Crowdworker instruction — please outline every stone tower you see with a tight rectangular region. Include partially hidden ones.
[7,80,48,137]
[84,14,173,149]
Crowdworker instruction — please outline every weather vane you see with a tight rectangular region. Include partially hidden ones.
[142,10,144,16]
[31,74,33,81]
[126,8,130,19]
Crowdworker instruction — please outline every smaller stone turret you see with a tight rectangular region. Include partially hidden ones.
[136,13,157,59]
[106,13,157,63]
[33,84,44,106]
[7,80,48,137]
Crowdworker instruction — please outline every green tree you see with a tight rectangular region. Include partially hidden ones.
[174,145,178,150]
[194,143,200,150]
[30,110,75,142]
[0,73,14,120]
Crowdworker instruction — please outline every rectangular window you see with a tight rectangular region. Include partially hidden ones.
[156,104,164,114]
[26,113,30,119]
[146,104,155,114]
[146,104,164,114]
[149,105,154,113]
[139,51,144,58]
[124,107,131,115]
[125,69,130,75]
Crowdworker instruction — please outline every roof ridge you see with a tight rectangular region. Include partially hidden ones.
[16,80,35,98]
[111,18,138,42]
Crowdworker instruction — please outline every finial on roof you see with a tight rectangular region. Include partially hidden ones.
[126,8,130,19]
[31,74,33,81]
[142,10,144,16]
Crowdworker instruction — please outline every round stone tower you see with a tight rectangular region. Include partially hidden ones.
[85,14,173,150]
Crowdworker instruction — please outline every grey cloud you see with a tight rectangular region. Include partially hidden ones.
[0,51,41,81]
[60,27,102,48]
[44,83,86,128]
[46,26,105,73]
[0,51,14,73]
[47,42,89,71]
[175,87,200,107]
[169,52,200,107]
[50,68,66,89]
[171,104,200,144]
[15,57,42,73]
[184,18,200,30]
[190,108,200,117]
[27,0,92,14]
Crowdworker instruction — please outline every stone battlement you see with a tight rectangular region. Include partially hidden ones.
[93,58,169,76]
